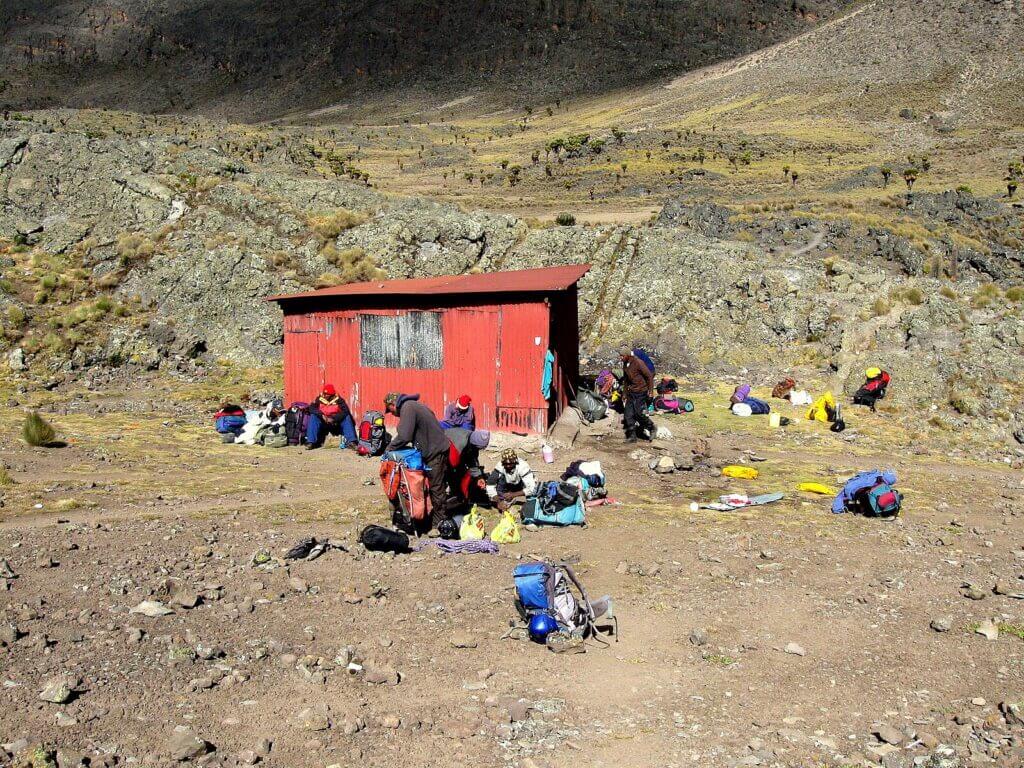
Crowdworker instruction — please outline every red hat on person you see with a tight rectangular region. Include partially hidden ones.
[457,395,471,410]
[323,384,337,396]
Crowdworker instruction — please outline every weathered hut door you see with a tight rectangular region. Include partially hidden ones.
[444,308,500,428]
[283,329,324,401]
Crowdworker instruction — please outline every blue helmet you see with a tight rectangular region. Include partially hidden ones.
[528,613,559,643]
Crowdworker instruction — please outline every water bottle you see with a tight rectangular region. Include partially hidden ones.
[541,443,554,464]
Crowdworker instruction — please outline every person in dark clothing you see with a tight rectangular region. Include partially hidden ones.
[305,384,356,449]
[445,428,491,511]
[620,346,655,443]
[384,392,450,531]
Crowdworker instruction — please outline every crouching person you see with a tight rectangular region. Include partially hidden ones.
[446,428,491,511]
[305,384,356,450]
[486,449,537,510]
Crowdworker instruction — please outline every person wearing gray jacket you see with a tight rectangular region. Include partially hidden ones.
[384,392,450,531]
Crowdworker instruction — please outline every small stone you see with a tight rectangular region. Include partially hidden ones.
[340,712,365,735]
[874,724,905,745]
[689,628,709,646]
[237,749,260,765]
[35,555,56,569]
[930,617,953,633]
[917,731,939,749]
[971,697,986,706]
[169,590,201,609]
[508,699,532,722]
[615,561,628,574]
[289,576,308,593]
[653,455,676,474]
[126,627,144,644]
[961,585,987,601]
[784,642,806,657]
[975,619,999,640]
[130,600,174,617]
[450,632,478,649]
[55,712,78,727]
[39,675,78,704]
[363,664,400,685]
[293,704,330,731]
[380,713,401,729]
[166,725,212,762]
[278,653,297,668]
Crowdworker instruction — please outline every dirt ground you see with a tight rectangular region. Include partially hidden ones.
[2,387,1024,768]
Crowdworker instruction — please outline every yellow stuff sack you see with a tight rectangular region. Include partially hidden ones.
[797,482,835,495]
[806,391,837,423]
[459,506,486,541]
[489,509,521,544]
[722,465,758,480]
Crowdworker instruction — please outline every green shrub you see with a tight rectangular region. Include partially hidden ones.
[555,213,576,226]
[0,465,12,486]
[22,411,56,447]
[939,285,957,300]
[309,209,367,242]
[1006,286,1024,303]
[872,297,891,316]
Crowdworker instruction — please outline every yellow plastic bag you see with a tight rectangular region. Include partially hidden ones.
[797,482,835,495]
[722,465,758,480]
[459,506,486,541]
[489,509,521,544]
[806,391,836,423]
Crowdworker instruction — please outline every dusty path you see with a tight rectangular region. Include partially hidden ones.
[2,392,1024,768]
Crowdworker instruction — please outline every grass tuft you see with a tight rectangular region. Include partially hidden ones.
[22,411,57,447]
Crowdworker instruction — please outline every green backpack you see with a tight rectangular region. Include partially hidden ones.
[263,432,288,448]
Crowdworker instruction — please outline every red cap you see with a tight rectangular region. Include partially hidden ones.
[457,395,471,409]
[323,384,337,396]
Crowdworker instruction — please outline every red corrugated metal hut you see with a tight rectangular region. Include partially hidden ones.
[268,264,590,434]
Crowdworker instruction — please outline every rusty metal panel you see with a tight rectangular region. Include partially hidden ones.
[497,302,549,408]
[443,307,500,430]
[283,329,323,405]
[270,264,591,303]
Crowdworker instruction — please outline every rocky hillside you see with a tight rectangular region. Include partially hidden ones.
[0,0,850,119]
[2,113,1023,445]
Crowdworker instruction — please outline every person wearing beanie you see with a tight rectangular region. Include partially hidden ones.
[385,393,451,532]
[620,346,655,443]
[305,383,356,449]
[439,394,476,430]
[486,448,537,510]
[445,428,492,509]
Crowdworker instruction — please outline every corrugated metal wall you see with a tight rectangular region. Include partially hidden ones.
[282,299,555,433]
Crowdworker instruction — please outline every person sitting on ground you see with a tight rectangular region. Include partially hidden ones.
[729,384,771,416]
[439,395,475,430]
[853,367,891,411]
[446,428,491,510]
[236,399,286,445]
[620,346,655,443]
[213,400,247,438]
[486,448,538,510]
[305,384,356,450]
[385,393,451,532]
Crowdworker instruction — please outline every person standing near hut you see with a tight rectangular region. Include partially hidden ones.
[620,346,654,443]
[384,393,451,532]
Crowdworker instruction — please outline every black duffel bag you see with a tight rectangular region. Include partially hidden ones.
[359,525,410,554]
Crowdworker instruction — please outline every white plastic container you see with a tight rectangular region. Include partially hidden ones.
[541,443,554,463]
[769,412,781,428]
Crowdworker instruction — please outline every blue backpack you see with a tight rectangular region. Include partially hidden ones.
[633,348,655,375]
[382,448,426,471]
[513,561,616,640]
[745,396,771,415]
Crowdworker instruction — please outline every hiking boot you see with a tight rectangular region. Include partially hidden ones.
[304,443,317,451]
[546,631,585,654]
[625,434,638,444]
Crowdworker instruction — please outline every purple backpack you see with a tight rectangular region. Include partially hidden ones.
[285,402,310,445]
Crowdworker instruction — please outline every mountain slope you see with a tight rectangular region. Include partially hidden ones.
[0,0,851,119]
